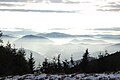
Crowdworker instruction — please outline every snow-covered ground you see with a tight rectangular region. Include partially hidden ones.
[1,72,120,80]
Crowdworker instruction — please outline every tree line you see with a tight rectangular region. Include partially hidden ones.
[0,31,35,76]
[0,31,120,76]
[0,43,35,76]
[38,49,120,74]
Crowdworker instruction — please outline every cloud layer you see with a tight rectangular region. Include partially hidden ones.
[0,3,25,7]
[94,27,120,31]
[0,0,27,2]
[48,28,70,30]
[97,1,120,12]
[0,9,76,13]
[0,0,79,3]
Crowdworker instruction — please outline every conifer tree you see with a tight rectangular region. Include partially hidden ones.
[42,58,48,73]
[28,52,35,74]
[63,59,69,73]
[57,54,62,73]
[80,49,89,73]
[105,50,109,56]
[70,55,74,66]
[0,31,3,43]
[36,63,41,74]
[98,52,104,59]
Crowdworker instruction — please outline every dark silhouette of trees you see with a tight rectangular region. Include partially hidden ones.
[57,54,62,73]
[52,57,58,73]
[62,59,70,73]
[28,52,35,74]
[80,49,89,72]
[69,55,75,73]
[0,31,3,43]
[39,49,120,74]
[98,52,104,59]
[105,50,109,56]
[70,55,74,66]
[35,63,41,74]
[14,48,30,75]
[41,55,63,74]
[0,33,34,76]
[0,43,30,76]
[41,58,49,73]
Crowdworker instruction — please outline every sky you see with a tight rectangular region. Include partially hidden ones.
[0,0,120,35]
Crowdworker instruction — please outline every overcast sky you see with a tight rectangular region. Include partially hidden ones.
[0,0,120,35]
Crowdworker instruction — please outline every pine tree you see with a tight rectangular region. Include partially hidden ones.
[70,55,75,73]
[42,58,48,73]
[0,31,3,43]
[98,52,104,59]
[0,43,30,76]
[28,52,35,74]
[80,49,89,73]
[52,56,57,73]
[36,63,41,74]
[70,55,74,66]
[17,48,26,57]
[63,59,69,73]
[105,50,109,56]
[57,54,62,73]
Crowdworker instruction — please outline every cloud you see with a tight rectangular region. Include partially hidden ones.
[46,0,80,3]
[97,35,120,40]
[94,27,120,31]
[0,28,32,32]
[0,0,80,3]
[14,28,32,31]
[103,2,120,8]
[0,0,27,2]
[0,3,25,7]
[97,1,120,12]
[0,9,76,13]
[48,28,70,30]
[63,0,80,4]
[1,28,38,36]
[98,8,120,12]
[49,0,62,3]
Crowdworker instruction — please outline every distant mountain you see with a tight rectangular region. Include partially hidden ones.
[1,35,16,38]
[37,32,74,38]
[1,35,17,44]
[14,35,54,54]
[97,35,120,40]
[105,43,120,53]
[37,32,95,38]
[70,39,107,44]
[2,30,38,37]
[80,39,107,44]
[92,51,106,58]
[20,35,48,39]
[70,39,81,43]
[2,31,95,38]
[15,35,53,43]
[59,43,85,60]
[69,39,110,54]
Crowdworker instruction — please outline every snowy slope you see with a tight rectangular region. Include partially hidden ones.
[1,72,120,80]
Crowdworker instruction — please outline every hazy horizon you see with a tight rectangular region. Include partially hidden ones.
[0,0,120,35]
[0,0,120,65]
